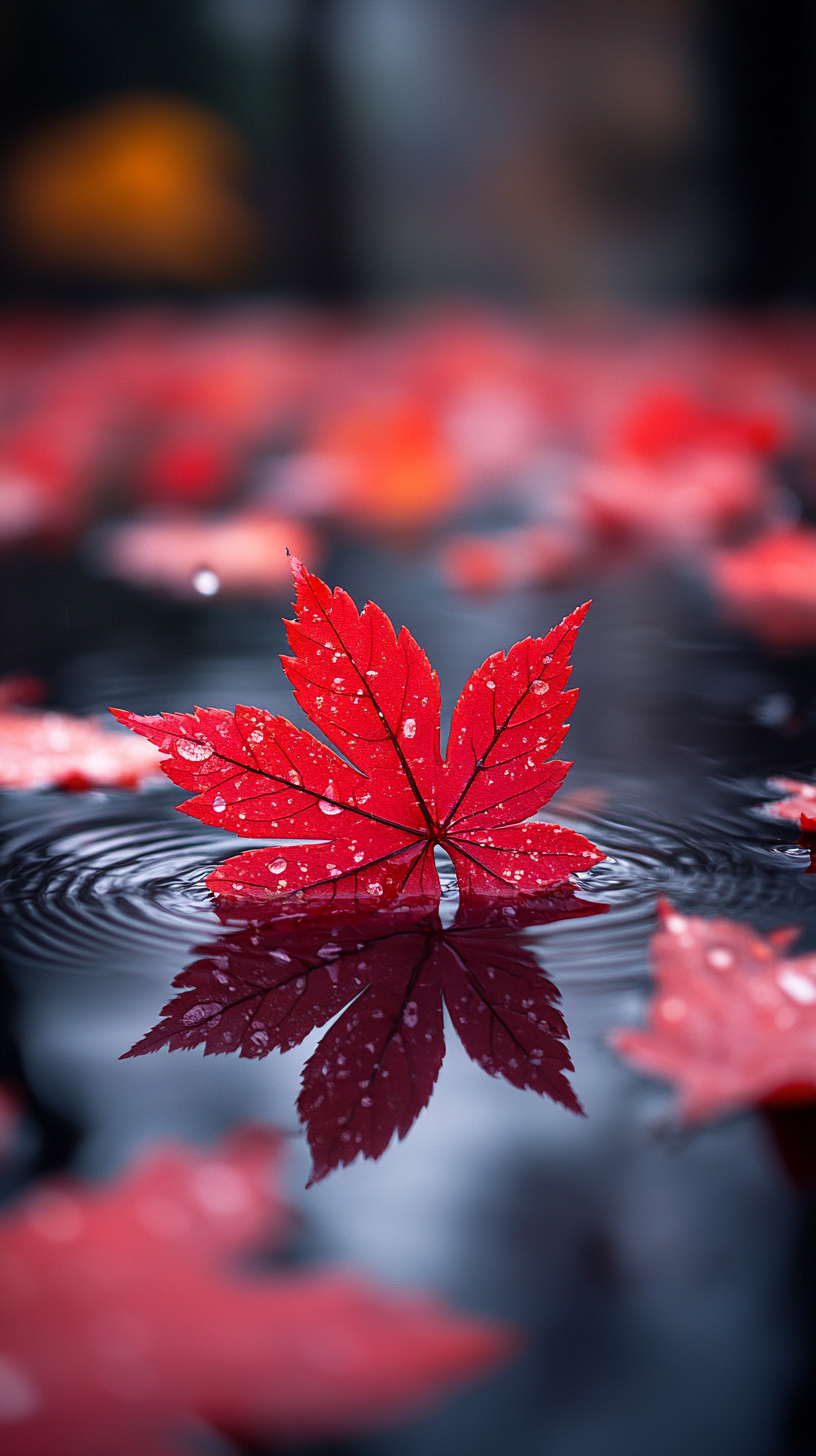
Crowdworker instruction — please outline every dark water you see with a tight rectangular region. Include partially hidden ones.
[4,544,816,1455]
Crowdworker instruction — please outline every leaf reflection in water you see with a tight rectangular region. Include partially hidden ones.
[124,889,605,1184]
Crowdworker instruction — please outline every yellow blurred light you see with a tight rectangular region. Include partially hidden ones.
[3,95,262,286]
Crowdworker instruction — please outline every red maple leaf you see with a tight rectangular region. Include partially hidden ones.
[0,1125,512,1455]
[124,889,603,1183]
[111,559,603,907]
[610,899,816,1123]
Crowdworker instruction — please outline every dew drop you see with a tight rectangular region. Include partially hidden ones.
[177,739,213,762]
[403,1001,419,1028]
[531,680,549,696]
[707,947,734,970]
[212,794,226,813]
[319,781,342,815]
[183,1003,222,1025]
[269,857,287,874]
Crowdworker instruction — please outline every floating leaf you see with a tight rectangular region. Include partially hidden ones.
[611,899,816,1123]
[113,559,603,908]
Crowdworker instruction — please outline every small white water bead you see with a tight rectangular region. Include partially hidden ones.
[777,969,816,1005]
[192,567,220,596]
[706,947,735,970]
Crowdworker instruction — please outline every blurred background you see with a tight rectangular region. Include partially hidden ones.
[0,0,813,307]
[4,4,816,1456]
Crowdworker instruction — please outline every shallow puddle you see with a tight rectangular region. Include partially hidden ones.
[3,549,816,1455]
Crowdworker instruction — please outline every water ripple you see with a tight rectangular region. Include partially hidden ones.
[1,778,814,987]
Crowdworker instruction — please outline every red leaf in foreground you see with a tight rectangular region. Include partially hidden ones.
[0,1126,512,1455]
[112,559,603,907]
[0,707,161,790]
[124,889,602,1183]
[610,899,816,1123]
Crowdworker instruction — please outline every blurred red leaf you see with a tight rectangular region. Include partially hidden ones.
[103,514,317,598]
[611,899,816,1123]
[761,777,816,874]
[763,775,816,827]
[124,890,602,1183]
[0,1126,512,1454]
[0,707,161,790]
[611,388,783,462]
[711,526,816,650]
[440,524,585,593]
[578,450,769,548]
[305,397,462,529]
[112,559,603,908]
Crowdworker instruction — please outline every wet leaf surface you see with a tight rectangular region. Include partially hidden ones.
[113,560,603,908]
